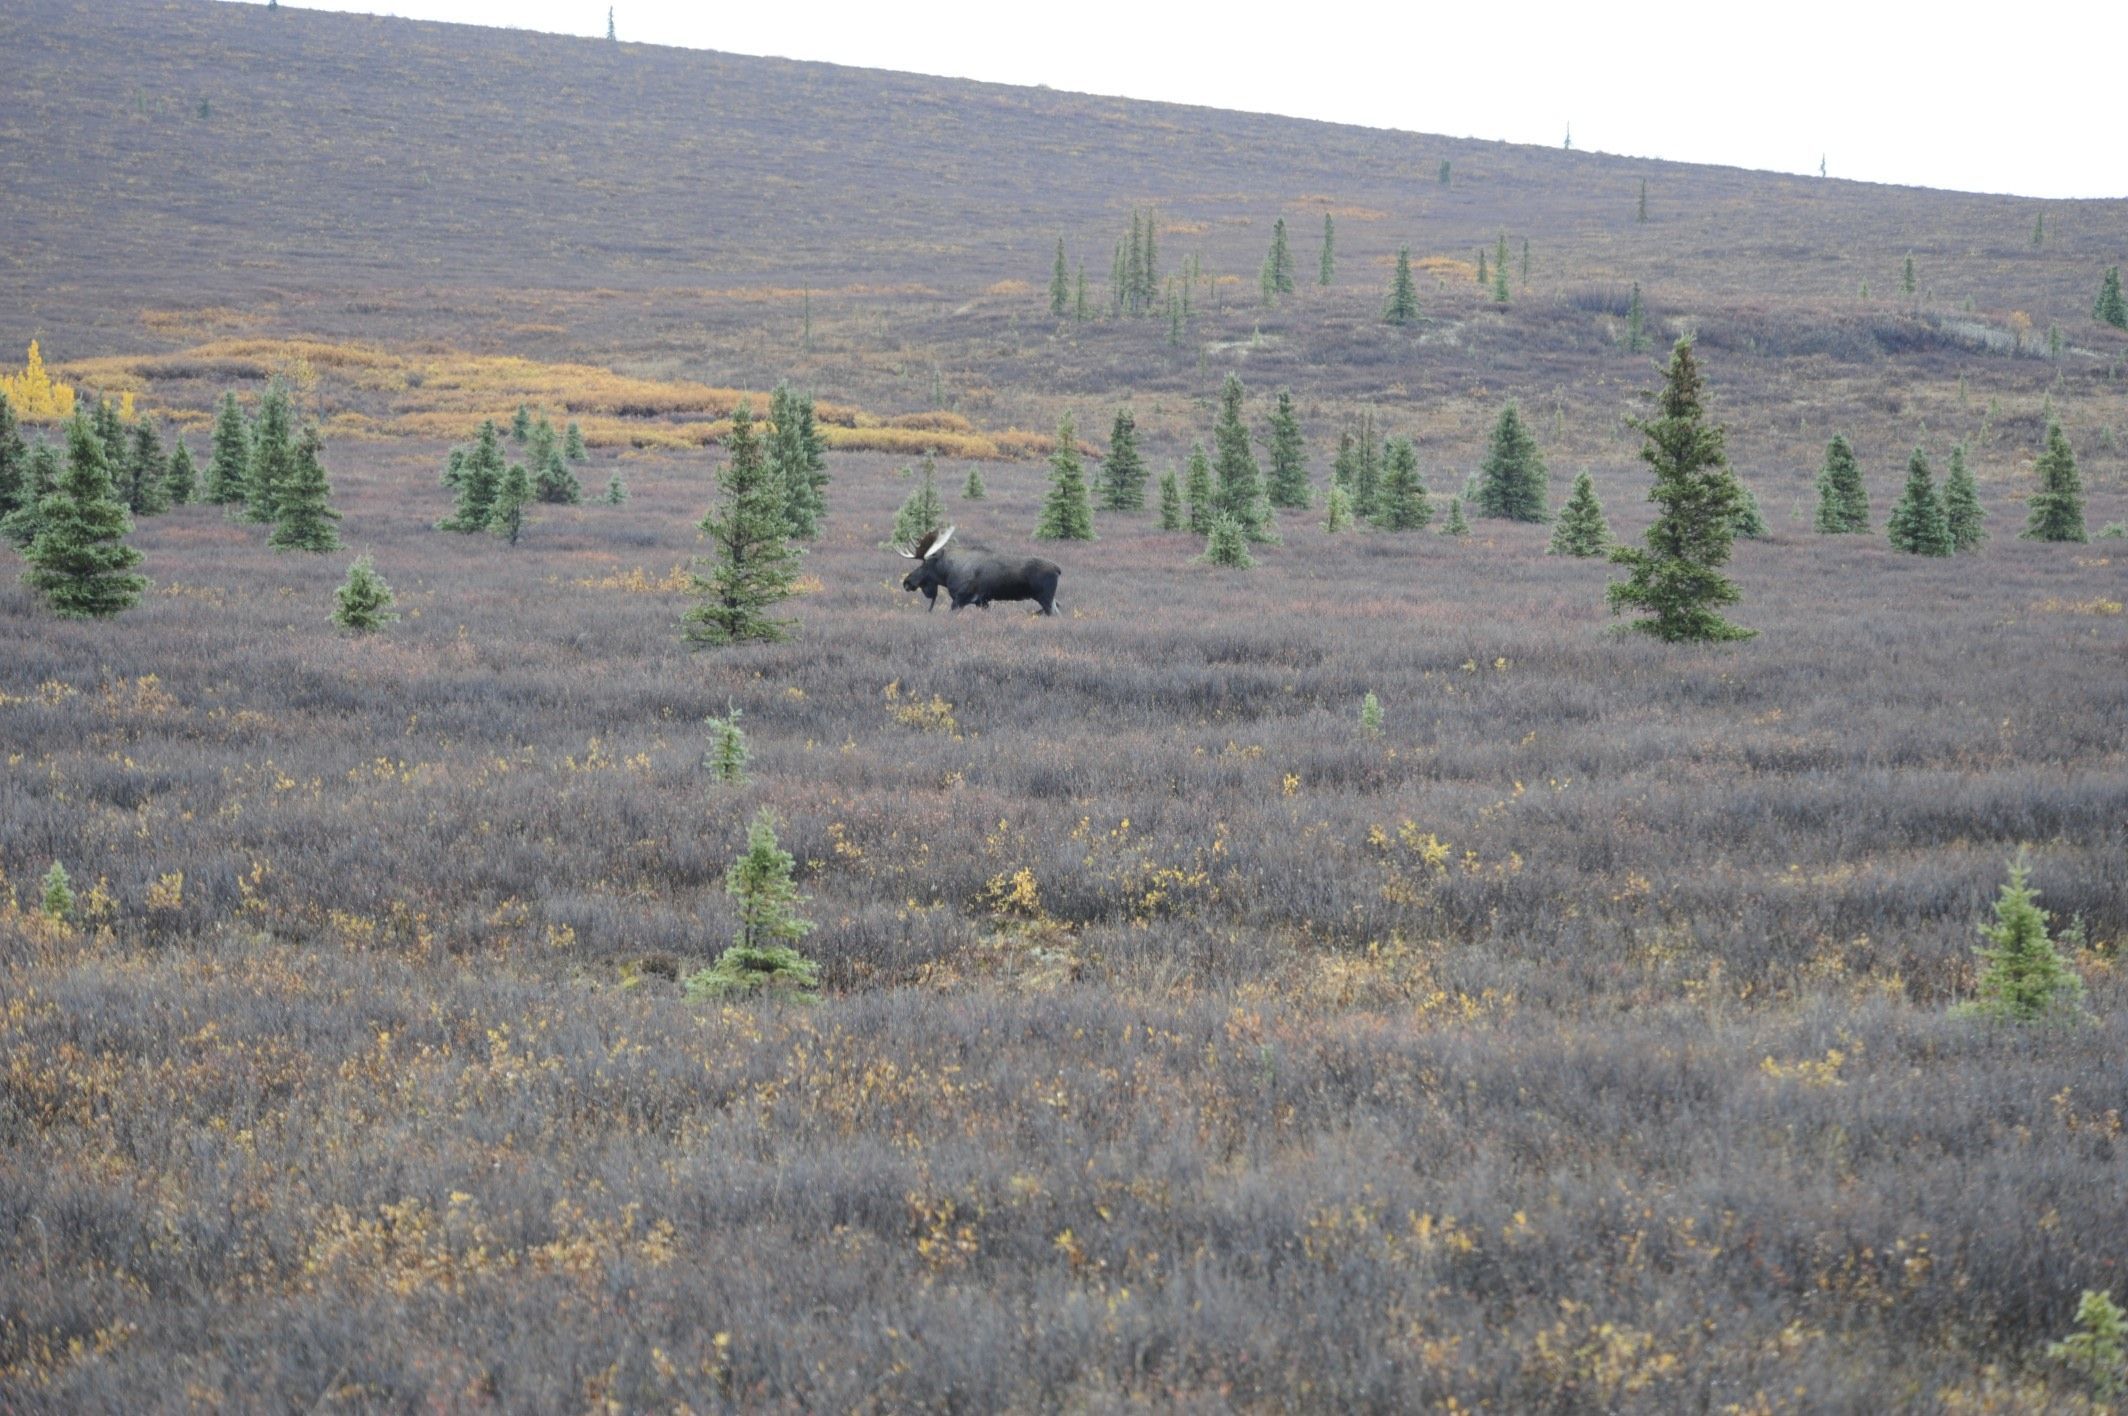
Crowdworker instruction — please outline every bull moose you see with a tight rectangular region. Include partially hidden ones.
[896,526,1062,616]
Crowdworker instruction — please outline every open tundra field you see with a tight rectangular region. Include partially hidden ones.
[4,0,2128,1409]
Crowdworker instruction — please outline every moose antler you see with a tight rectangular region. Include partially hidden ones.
[902,526,955,560]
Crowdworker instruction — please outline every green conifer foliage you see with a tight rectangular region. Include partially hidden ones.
[269,427,342,553]
[1731,480,1767,539]
[1318,213,1335,286]
[1813,434,1870,533]
[489,462,532,546]
[24,416,146,618]
[960,465,985,500]
[1035,413,1096,541]
[1157,469,1182,530]
[1265,217,1295,296]
[439,420,505,532]
[1360,691,1383,736]
[1184,443,1214,534]
[0,393,26,524]
[603,473,628,505]
[703,704,749,785]
[245,381,296,524]
[892,455,947,545]
[1097,409,1147,511]
[1197,513,1254,568]
[91,395,128,474]
[564,421,588,462]
[1886,447,1951,555]
[1265,391,1310,509]
[1050,237,1070,317]
[204,392,250,505]
[2023,423,2087,542]
[1370,437,1433,531]
[724,809,814,954]
[2049,1290,2127,1400]
[1211,373,1273,541]
[41,861,75,921]
[2,442,60,550]
[1942,443,1985,552]
[1477,401,1548,522]
[686,405,801,645]
[510,402,532,442]
[165,438,197,505]
[333,554,398,633]
[122,419,171,516]
[2094,265,2128,330]
[1476,248,1487,285]
[1491,239,1511,305]
[1438,159,1451,185]
[1547,472,1611,556]
[1385,247,1419,325]
[1352,413,1383,522]
[1625,283,1647,352]
[768,384,830,540]
[1331,430,1356,496]
[1607,339,1752,642]
[1955,855,2085,1023]
[1442,497,1469,536]
[1322,484,1354,533]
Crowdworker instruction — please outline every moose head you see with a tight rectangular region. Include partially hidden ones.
[896,525,956,609]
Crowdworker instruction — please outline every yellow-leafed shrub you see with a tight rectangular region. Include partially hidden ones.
[1,341,77,420]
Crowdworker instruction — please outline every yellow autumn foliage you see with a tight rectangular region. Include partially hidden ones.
[1,341,78,420]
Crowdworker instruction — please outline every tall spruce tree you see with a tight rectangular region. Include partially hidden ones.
[1625,282,1648,352]
[685,404,801,645]
[1097,409,1147,511]
[1548,472,1611,556]
[0,392,25,524]
[1318,213,1335,286]
[269,427,342,552]
[1491,237,1512,305]
[205,391,250,505]
[2095,266,2128,330]
[1886,447,1951,555]
[1184,442,1214,534]
[1351,412,1383,522]
[1265,390,1310,509]
[1370,437,1432,531]
[2023,422,2087,542]
[1813,434,1870,532]
[1035,413,1096,540]
[23,415,146,618]
[245,381,296,524]
[891,455,946,545]
[2,442,60,550]
[1385,247,1420,325]
[768,384,829,540]
[1265,217,1295,296]
[165,438,197,505]
[1606,339,1752,642]
[1211,373,1274,541]
[1942,443,1985,551]
[1158,469,1183,530]
[489,462,532,546]
[439,420,506,532]
[1050,237,1070,317]
[1476,401,1548,521]
[91,395,128,475]
[123,419,171,517]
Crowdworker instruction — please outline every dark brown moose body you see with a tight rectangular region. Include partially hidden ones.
[897,526,1062,615]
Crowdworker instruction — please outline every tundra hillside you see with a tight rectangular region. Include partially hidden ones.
[2,0,2126,1409]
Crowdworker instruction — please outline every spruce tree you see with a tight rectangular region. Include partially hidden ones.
[1386,247,1419,325]
[510,403,532,442]
[165,438,197,505]
[1265,217,1295,296]
[245,381,296,524]
[1197,513,1254,568]
[440,420,505,531]
[1050,237,1070,317]
[1491,237,1512,305]
[1886,447,1951,555]
[720,809,814,958]
[23,415,146,618]
[962,465,985,500]
[0,392,25,524]
[1476,401,1548,521]
[333,554,398,633]
[1476,248,1487,285]
[205,392,250,505]
[1625,283,1647,352]
[1158,469,1182,530]
[1942,443,1985,551]
[703,703,749,785]
[490,462,533,546]
[768,384,829,540]
[1955,854,2085,1023]
[2023,422,2087,542]
[1035,413,1096,540]
[1732,479,1767,539]
[2094,266,2127,330]
[1097,408,1147,511]
[603,473,628,505]
[1331,430,1356,497]
[2,442,59,550]
[1607,339,1752,642]
[41,862,73,921]
[1266,391,1310,509]
[91,395,128,475]
[1441,496,1469,535]
[685,403,801,645]
[892,455,947,545]
[119,419,171,516]
[1370,437,1433,531]
[1184,442,1214,534]
[533,442,581,504]
[1211,373,1273,541]
[1813,434,1870,533]
[1322,484,1354,532]
[270,427,342,552]
[1138,212,1158,312]
[564,421,588,462]
[1547,472,1611,556]
[1351,412,1382,522]
[1318,212,1335,286]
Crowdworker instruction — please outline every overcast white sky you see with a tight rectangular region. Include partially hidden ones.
[267,0,2123,200]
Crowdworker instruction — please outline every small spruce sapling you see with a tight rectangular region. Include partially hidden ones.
[1184,443,1214,534]
[1359,692,1383,738]
[41,861,75,921]
[1813,434,1870,533]
[2050,1289,2127,1400]
[703,703,749,785]
[603,473,628,505]
[1885,447,1950,555]
[332,555,398,633]
[685,810,819,1003]
[1955,853,2085,1023]
[490,462,533,546]
[892,454,947,545]
[1442,496,1469,536]
[2023,422,2087,542]
[1157,469,1182,530]
[961,465,986,500]
[1547,472,1611,556]
[1197,513,1254,569]
[1322,484,1353,532]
